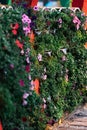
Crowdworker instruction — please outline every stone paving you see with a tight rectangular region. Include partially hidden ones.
[53,104,87,130]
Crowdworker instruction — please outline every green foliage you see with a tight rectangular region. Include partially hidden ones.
[0,5,87,130]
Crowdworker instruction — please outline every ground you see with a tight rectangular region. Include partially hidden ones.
[51,103,87,130]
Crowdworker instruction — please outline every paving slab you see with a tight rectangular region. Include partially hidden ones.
[53,104,87,130]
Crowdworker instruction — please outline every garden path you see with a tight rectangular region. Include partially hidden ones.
[53,103,87,130]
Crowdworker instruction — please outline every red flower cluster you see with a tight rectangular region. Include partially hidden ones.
[11,23,19,35]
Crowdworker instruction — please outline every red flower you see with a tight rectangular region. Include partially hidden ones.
[22,117,27,122]
[11,23,19,30]
[12,29,17,35]
[19,79,25,87]
[15,39,23,49]
[25,65,30,72]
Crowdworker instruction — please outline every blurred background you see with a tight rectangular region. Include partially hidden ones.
[37,0,60,7]
[0,0,85,12]
[37,0,84,11]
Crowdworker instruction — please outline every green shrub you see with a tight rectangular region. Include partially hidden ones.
[0,5,87,130]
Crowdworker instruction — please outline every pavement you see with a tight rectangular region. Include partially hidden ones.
[53,104,87,130]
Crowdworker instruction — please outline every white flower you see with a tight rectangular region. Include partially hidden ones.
[43,98,46,103]
[44,68,46,73]
[20,50,24,55]
[61,48,67,55]
[28,74,31,80]
[47,96,51,101]
[37,53,42,61]
[47,51,51,56]
[41,74,47,80]
[6,6,13,11]
[35,30,42,35]
[86,86,87,90]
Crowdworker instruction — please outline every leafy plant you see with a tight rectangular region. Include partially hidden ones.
[0,5,87,130]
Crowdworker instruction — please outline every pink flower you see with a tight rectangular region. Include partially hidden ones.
[23,93,29,99]
[62,56,66,61]
[30,86,34,91]
[58,18,62,24]
[76,24,80,30]
[37,53,42,61]
[22,14,31,36]
[22,100,27,106]
[23,26,31,35]
[42,103,47,109]
[70,13,74,16]
[26,57,30,63]
[73,16,81,30]
[42,74,47,80]
[27,18,31,24]
[43,104,47,109]
[22,18,28,24]
[73,16,79,24]
[33,6,39,11]
[30,80,34,90]
[22,14,29,21]
[19,79,25,87]
[22,17,31,24]
[10,64,14,69]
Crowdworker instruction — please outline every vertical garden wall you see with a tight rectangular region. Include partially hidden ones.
[0,5,87,130]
